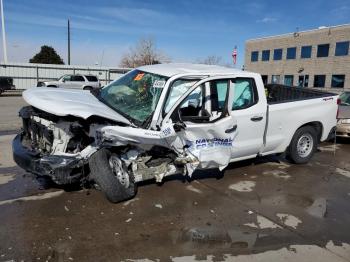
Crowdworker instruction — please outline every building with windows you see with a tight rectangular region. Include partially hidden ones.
[244,24,350,91]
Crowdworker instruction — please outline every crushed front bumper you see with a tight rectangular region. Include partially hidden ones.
[12,133,84,184]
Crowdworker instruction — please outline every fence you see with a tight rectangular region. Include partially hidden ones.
[0,62,130,90]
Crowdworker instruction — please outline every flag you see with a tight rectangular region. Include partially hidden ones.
[232,46,237,65]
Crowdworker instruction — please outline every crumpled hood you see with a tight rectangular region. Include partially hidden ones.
[23,87,132,125]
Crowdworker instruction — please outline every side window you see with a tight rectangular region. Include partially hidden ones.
[71,75,85,82]
[164,79,197,114]
[62,75,71,81]
[210,80,228,112]
[179,85,204,117]
[232,78,258,110]
[171,84,210,123]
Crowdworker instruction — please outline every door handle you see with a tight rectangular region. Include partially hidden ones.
[251,116,263,122]
[225,125,237,133]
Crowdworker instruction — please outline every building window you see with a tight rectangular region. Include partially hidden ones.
[261,75,268,85]
[335,41,349,56]
[317,44,330,57]
[273,49,283,60]
[298,75,309,87]
[313,75,326,88]
[331,75,345,88]
[262,50,270,61]
[301,46,312,58]
[271,75,280,84]
[284,75,294,86]
[286,47,296,59]
[251,51,259,62]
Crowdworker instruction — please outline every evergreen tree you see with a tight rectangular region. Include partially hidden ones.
[29,45,64,64]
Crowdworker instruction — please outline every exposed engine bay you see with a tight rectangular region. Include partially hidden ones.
[16,106,182,185]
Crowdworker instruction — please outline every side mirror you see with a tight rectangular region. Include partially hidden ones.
[61,79,65,83]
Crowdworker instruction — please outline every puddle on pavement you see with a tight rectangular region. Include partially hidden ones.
[179,227,257,250]
[261,194,314,208]
[306,198,327,218]
[318,144,340,152]
[228,181,256,192]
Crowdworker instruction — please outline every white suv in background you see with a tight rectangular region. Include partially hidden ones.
[37,74,101,90]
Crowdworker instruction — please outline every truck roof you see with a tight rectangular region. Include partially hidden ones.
[138,63,255,77]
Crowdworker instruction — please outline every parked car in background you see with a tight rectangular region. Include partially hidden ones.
[337,91,350,138]
[0,77,15,95]
[37,74,101,90]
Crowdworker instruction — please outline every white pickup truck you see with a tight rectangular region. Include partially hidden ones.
[13,63,338,202]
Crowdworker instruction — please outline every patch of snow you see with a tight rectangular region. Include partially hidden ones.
[229,181,256,192]
[186,185,203,194]
[0,191,64,206]
[335,168,350,178]
[0,174,16,185]
[276,213,302,229]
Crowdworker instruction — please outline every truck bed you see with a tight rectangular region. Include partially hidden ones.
[266,84,336,104]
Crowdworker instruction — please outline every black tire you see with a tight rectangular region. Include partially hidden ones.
[286,126,318,164]
[89,148,137,203]
[83,86,93,91]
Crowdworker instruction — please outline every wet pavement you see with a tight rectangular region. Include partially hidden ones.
[1,97,350,261]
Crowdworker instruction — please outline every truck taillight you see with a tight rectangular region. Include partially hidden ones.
[337,98,341,105]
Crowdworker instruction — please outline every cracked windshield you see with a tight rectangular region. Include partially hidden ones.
[99,70,168,124]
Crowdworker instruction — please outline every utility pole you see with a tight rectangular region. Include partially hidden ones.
[67,19,70,65]
[0,0,8,63]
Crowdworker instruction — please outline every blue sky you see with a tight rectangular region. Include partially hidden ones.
[1,0,349,67]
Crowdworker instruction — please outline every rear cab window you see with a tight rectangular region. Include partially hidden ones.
[232,78,258,110]
[85,75,98,82]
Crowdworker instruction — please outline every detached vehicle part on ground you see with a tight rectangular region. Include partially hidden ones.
[13,64,339,203]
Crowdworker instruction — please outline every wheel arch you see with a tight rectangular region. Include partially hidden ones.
[297,121,323,142]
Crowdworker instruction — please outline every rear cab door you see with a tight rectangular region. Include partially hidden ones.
[229,76,267,159]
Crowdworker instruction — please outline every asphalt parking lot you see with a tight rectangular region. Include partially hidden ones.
[1,96,350,261]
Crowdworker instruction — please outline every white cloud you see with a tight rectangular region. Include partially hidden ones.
[257,17,278,23]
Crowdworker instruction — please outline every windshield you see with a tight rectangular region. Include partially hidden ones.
[99,70,168,125]
[339,92,350,106]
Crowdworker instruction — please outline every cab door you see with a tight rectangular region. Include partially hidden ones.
[229,77,266,159]
[162,77,237,172]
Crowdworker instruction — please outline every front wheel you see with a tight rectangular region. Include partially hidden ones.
[286,126,318,164]
[89,148,137,203]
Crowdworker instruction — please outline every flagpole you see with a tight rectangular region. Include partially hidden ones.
[0,0,8,63]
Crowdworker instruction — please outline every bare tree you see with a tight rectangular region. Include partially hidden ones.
[120,37,170,68]
[197,55,223,65]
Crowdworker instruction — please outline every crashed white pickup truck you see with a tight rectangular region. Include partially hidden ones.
[13,63,338,202]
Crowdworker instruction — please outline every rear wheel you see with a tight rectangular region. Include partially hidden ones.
[89,148,137,203]
[286,126,318,164]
